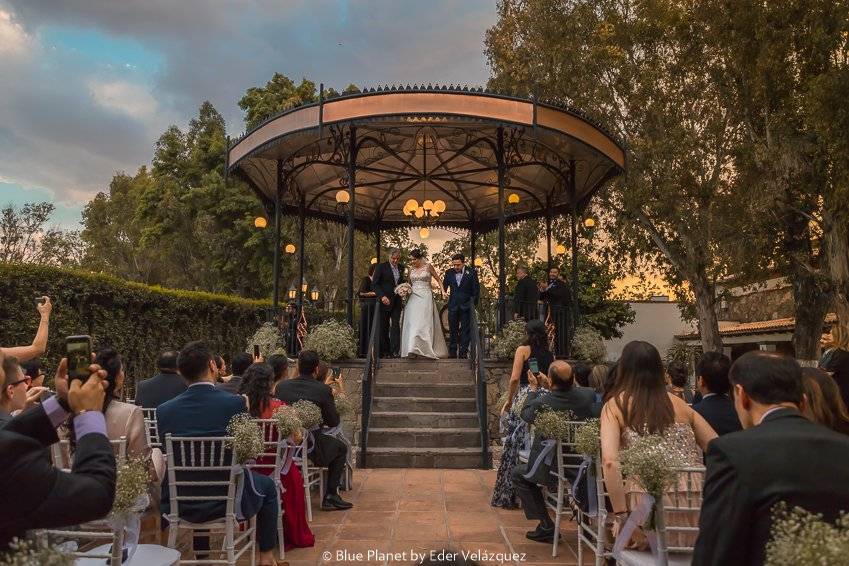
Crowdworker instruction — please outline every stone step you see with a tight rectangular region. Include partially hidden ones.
[367,427,481,448]
[373,382,475,399]
[378,358,471,370]
[372,396,477,413]
[375,370,475,384]
[370,411,480,429]
[364,446,485,469]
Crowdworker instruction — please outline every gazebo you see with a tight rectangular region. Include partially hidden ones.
[226,84,625,342]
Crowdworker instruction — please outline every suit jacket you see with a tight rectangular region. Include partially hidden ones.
[156,383,254,523]
[275,376,341,466]
[539,278,570,308]
[0,404,116,549]
[692,394,742,437]
[135,371,188,409]
[693,408,849,566]
[372,261,406,305]
[442,266,480,311]
[520,386,597,485]
[513,276,539,319]
[215,375,243,395]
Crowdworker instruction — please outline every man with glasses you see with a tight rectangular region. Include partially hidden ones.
[0,356,48,426]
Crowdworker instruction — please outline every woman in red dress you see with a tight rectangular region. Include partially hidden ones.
[240,363,315,550]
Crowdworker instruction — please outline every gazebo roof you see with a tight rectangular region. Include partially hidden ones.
[227,85,625,233]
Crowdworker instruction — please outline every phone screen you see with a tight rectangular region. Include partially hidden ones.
[66,335,92,381]
[528,357,539,374]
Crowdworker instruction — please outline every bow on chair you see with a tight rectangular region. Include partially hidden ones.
[522,438,557,481]
[612,493,660,561]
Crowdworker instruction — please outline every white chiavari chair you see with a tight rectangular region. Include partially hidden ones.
[164,435,256,566]
[247,419,291,560]
[292,434,325,522]
[575,456,612,566]
[542,421,585,557]
[51,437,128,472]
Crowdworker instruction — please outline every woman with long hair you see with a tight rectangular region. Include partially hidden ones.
[239,363,314,550]
[601,341,716,550]
[802,367,849,435]
[820,325,849,408]
[491,319,554,508]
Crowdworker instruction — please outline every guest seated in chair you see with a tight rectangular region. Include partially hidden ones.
[135,350,186,410]
[512,360,596,543]
[691,351,741,437]
[275,350,353,511]
[156,341,280,566]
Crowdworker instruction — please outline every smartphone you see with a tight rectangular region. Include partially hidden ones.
[528,357,539,374]
[66,335,92,382]
[35,296,46,305]
[253,344,260,359]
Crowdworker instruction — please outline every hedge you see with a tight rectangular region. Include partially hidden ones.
[0,263,270,396]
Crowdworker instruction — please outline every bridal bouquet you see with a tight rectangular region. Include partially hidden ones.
[394,282,413,300]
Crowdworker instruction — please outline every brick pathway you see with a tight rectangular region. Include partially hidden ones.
[280,468,582,566]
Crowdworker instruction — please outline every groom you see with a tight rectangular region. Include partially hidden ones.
[442,253,480,358]
[372,248,405,357]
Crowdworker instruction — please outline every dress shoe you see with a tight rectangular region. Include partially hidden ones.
[525,524,557,543]
[321,493,353,510]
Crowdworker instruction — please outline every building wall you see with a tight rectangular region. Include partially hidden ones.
[603,300,694,361]
[722,283,794,322]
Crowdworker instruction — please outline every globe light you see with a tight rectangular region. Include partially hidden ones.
[555,243,567,255]
[414,207,425,219]
[284,243,296,254]
[254,216,268,228]
[507,193,520,205]
[423,199,434,211]
[584,217,596,228]
[433,200,446,213]
[474,258,483,267]
[370,257,378,265]
[335,190,350,204]
[419,227,430,239]
[404,199,419,214]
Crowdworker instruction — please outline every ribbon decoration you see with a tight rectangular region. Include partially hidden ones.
[572,456,599,517]
[107,493,149,563]
[234,461,262,522]
[522,438,557,481]
[611,492,660,562]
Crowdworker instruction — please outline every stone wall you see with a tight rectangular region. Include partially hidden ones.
[483,360,514,444]
[723,285,794,322]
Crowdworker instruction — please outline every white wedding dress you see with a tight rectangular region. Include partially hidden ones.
[401,264,449,359]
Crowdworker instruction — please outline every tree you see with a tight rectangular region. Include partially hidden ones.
[238,74,317,130]
[486,0,747,352]
[0,202,82,266]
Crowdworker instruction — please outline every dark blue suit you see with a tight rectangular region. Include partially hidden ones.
[157,383,278,552]
[442,266,480,356]
[692,393,742,437]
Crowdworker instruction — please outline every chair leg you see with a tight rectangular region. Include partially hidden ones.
[250,517,257,566]
[552,498,562,557]
[278,514,285,560]
[305,481,313,522]
[166,519,178,549]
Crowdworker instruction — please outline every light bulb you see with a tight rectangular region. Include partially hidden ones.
[584,217,596,228]
[555,244,567,255]
[474,258,483,267]
[419,227,430,239]
[370,257,378,264]
[423,199,434,211]
[254,217,267,228]
[415,207,425,219]
[284,243,296,254]
[507,193,520,205]
[335,190,350,204]
[433,200,446,213]
[404,199,419,213]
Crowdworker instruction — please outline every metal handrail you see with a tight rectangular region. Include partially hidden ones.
[358,299,381,467]
[468,300,491,469]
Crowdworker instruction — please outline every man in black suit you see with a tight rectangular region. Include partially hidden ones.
[512,265,539,322]
[513,361,596,543]
[691,351,741,436]
[693,351,849,565]
[539,267,571,356]
[275,349,353,511]
[157,341,279,564]
[134,350,187,409]
[442,253,481,358]
[0,352,116,549]
[215,352,253,395]
[371,248,406,357]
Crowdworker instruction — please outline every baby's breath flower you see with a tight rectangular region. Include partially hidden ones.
[112,457,149,513]
[335,394,356,417]
[226,413,265,464]
[292,400,324,430]
[272,404,302,439]
[532,407,578,440]
[765,502,849,566]
[0,538,74,566]
[575,418,602,458]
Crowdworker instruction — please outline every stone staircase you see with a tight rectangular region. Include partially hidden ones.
[365,358,484,468]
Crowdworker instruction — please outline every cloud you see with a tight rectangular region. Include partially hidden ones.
[89,79,158,119]
[0,7,31,55]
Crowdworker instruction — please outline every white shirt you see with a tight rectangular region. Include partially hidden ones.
[391,263,400,284]
[189,381,215,388]
[757,405,789,425]
[454,267,465,285]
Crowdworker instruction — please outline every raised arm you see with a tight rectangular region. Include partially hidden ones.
[2,297,52,362]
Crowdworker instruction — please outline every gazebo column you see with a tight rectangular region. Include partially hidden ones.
[545,210,553,269]
[297,195,306,325]
[346,127,358,327]
[496,128,507,330]
[374,226,381,262]
[569,161,579,356]
[272,160,283,309]
[469,225,477,267]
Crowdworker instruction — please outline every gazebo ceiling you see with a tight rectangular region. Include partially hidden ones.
[227,86,625,233]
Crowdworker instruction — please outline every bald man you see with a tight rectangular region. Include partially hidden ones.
[513,360,596,543]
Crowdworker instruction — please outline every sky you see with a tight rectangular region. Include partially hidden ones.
[0,0,499,231]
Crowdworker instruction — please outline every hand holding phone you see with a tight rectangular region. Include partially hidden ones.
[66,335,93,382]
[528,357,539,374]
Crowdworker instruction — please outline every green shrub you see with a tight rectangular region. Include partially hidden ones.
[0,263,269,395]
[490,320,527,360]
[571,325,607,363]
[303,319,356,360]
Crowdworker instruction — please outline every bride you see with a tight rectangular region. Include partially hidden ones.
[401,248,449,359]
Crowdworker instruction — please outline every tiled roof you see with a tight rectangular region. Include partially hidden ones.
[676,313,838,339]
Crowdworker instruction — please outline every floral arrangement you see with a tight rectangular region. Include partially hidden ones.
[575,418,602,458]
[335,394,356,417]
[765,502,849,566]
[394,282,413,300]
[303,319,356,360]
[272,404,302,439]
[226,413,265,464]
[510,387,530,416]
[112,457,150,513]
[619,434,688,529]
[292,399,324,430]
[532,407,577,440]
[0,538,74,566]
[490,320,527,360]
[246,322,287,359]
[570,325,607,364]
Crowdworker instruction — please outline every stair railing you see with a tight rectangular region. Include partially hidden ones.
[358,299,381,468]
[468,300,492,469]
